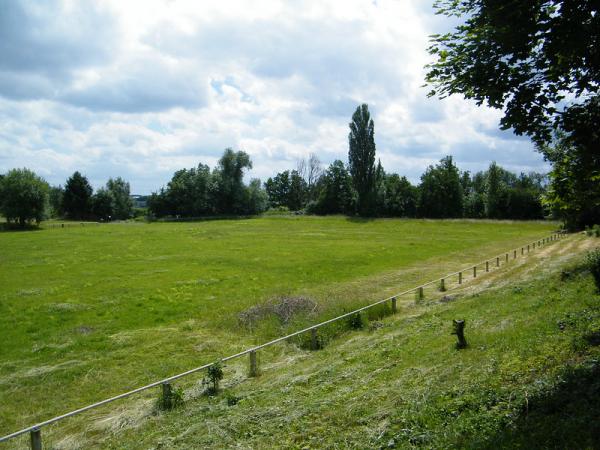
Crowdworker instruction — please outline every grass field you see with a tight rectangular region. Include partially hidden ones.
[0,217,559,444]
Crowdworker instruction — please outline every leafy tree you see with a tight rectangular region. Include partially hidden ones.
[484,162,507,219]
[48,185,64,218]
[418,156,463,218]
[310,160,355,215]
[0,168,48,227]
[426,0,599,145]
[348,104,377,216]
[214,148,252,214]
[265,171,291,208]
[382,174,418,217]
[426,0,599,228]
[91,188,114,220]
[288,170,308,211]
[106,177,133,220]
[244,179,268,215]
[63,171,93,219]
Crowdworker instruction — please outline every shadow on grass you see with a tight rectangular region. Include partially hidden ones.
[483,359,600,449]
[0,223,42,232]
[345,216,377,223]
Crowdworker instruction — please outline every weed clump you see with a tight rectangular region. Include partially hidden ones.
[156,384,184,411]
[238,296,317,328]
[585,248,600,292]
[347,312,366,330]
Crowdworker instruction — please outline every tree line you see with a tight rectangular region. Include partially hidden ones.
[0,104,548,227]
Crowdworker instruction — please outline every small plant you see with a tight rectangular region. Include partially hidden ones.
[156,383,184,411]
[347,312,365,330]
[202,361,224,396]
[585,248,600,292]
[225,392,242,406]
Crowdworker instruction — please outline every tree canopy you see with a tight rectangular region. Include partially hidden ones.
[426,0,599,145]
[348,104,377,216]
[63,171,93,220]
[0,168,48,227]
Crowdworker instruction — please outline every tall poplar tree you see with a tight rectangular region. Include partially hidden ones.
[348,104,376,216]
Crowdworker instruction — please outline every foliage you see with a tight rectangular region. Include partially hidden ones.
[63,171,93,220]
[265,170,307,211]
[214,148,253,215]
[418,156,463,218]
[426,1,599,229]
[585,248,600,292]
[381,174,418,217]
[156,384,184,411]
[347,312,365,330]
[426,0,599,145]
[0,168,48,227]
[148,149,267,218]
[202,361,224,396]
[309,160,355,215]
[48,185,64,218]
[106,177,134,220]
[348,104,377,216]
[541,110,600,229]
[91,188,113,221]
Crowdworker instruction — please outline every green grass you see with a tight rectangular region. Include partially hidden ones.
[90,236,599,449]
[0,217,557,439]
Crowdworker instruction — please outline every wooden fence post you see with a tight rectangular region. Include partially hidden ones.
[439,278,446,292]
[30,428,42,450]
[485,261,489,272]
[527,244,530,253]
[496,257,500,267]
[473,266,477,278]
[458,272,462,284]
[521,247,524,255]
[310,328,318,350]
[391,296,397,313]
[249,350,258,377]
[505,253,509,262]
[513,250,517,259]
[416,286,424,302]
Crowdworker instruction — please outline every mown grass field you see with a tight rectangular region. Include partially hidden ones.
[98,234,600,449]
[0,217,558,444]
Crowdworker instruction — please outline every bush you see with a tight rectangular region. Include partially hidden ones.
[347,312,365,330]
[586,249,600,292]
[202,361,224,396]
[156,384,184,411]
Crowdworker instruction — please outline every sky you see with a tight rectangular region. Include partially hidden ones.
[0,0,549,194]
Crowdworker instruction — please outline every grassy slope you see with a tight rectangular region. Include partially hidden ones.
[79,234,600,450]
[0,217,556,437]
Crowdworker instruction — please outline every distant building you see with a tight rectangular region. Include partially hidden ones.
[130,195,148,208]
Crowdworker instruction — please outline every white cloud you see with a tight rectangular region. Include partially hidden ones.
[0,0,549,194]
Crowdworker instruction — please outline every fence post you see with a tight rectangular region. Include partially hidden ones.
[521,247,524,255]
[249,350,258,377]
[310,328,318,350]
[473,266,477,278]
[161,382,172,407]
[527,244,530,253]
[486,261,489,272]
[416,286,424,302]
[458,272,462,284]
[30,428,42,450]
[505,253,509,262]
[391,296,397,313]
[533,242,536,249]
[439,278,445,292]
[496,257,500,267]
[513,250,517,259]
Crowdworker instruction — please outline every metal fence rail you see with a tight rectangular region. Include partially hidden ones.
[0,231,568,448]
